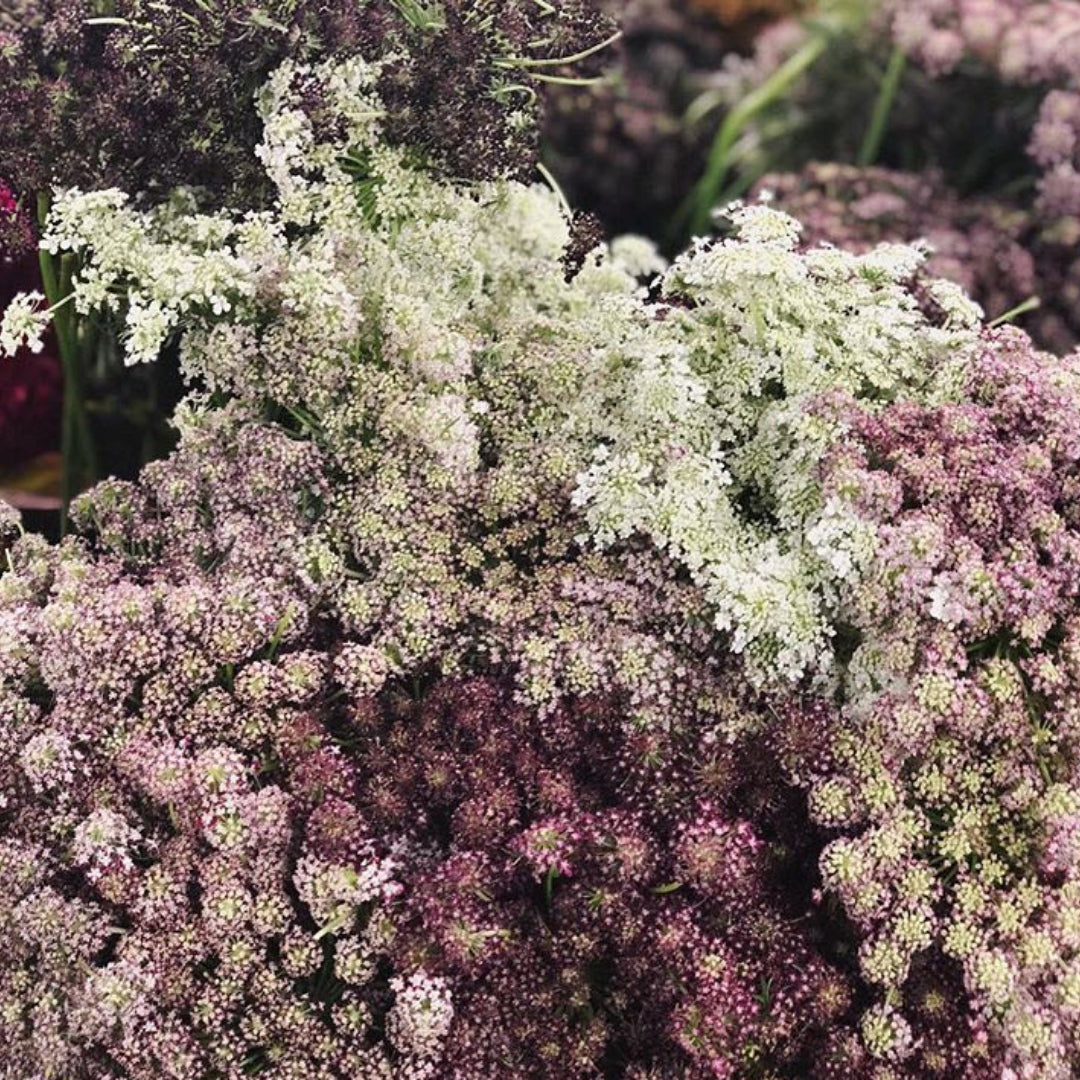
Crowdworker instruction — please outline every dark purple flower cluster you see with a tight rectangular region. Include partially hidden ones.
[0,0,612,213]
[351,678,854,1078]
[756,163,1080,354]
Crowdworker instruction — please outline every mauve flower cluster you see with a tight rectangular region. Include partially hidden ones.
[756,162,1080,353]
[786,329,1080,1077]
[884,0,1080,217]
[0,414,858,1078]
[349,676,856,1077]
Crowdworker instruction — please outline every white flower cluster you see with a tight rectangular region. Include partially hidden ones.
[575,202,979,684]
[0,290,48,356]
[5,61,981,695]
[255,56,387,226]
[387,971,455,1063]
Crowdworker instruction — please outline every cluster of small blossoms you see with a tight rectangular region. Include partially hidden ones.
[770,329,1080,1078]
[883,0,1080,217]
[575,200,979,684]
[0,0,613,213]
[756,162,1080,354]
[0,472,856,1078]
[0,382,854,1077]
[7,40,1080,1080]
[3,58,733,736]
[310,676,857,1077]
[0,462,443,1079]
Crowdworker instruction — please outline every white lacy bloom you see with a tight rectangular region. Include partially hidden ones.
[610,234,667,279]
[498,181,570,261]
[256,56,385,227]
[806,497,877,580]
[922,276,985,327]
[124,300,178,366]
[707,543,834,684]
[858,241,928,282]
[724,201,803,247]
[41,187,130,255]
[0,291,48,356]
[572,198,980,685]
[574,448,656,548]
[413,392,481,477]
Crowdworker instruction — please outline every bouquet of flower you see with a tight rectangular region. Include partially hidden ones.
[3,4,1080,1080]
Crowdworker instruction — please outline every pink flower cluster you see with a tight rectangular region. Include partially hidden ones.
[782,329,1080,1077]
[886,0,1080,217]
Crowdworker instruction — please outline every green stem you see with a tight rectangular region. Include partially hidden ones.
[536,161,571,218]
[989,295,1041,328]
[686,33,828,236]
[519,71,608,87]
[857,45,907,167]
[37,194,98,532]
[495,29,622,68]
[544,867,558,908]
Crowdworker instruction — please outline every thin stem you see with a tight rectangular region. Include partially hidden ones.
[37,194,98,532]
[989,295,1041,328]
[492,83,538,106]
[857,45,907,167]
[686,34,828,236]
[517,71,609,87]
[543,867,558,907]
[495,29,622,69]
[536,161,572,218]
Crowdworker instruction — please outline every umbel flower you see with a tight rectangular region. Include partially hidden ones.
[0,0,614,212]
[755,162,1080,355]
[5,43,1080,1080]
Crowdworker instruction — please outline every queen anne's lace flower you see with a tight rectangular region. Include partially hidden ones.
[5,40,1080,1080]
[576,200,977,684]
[0,290,48,356]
